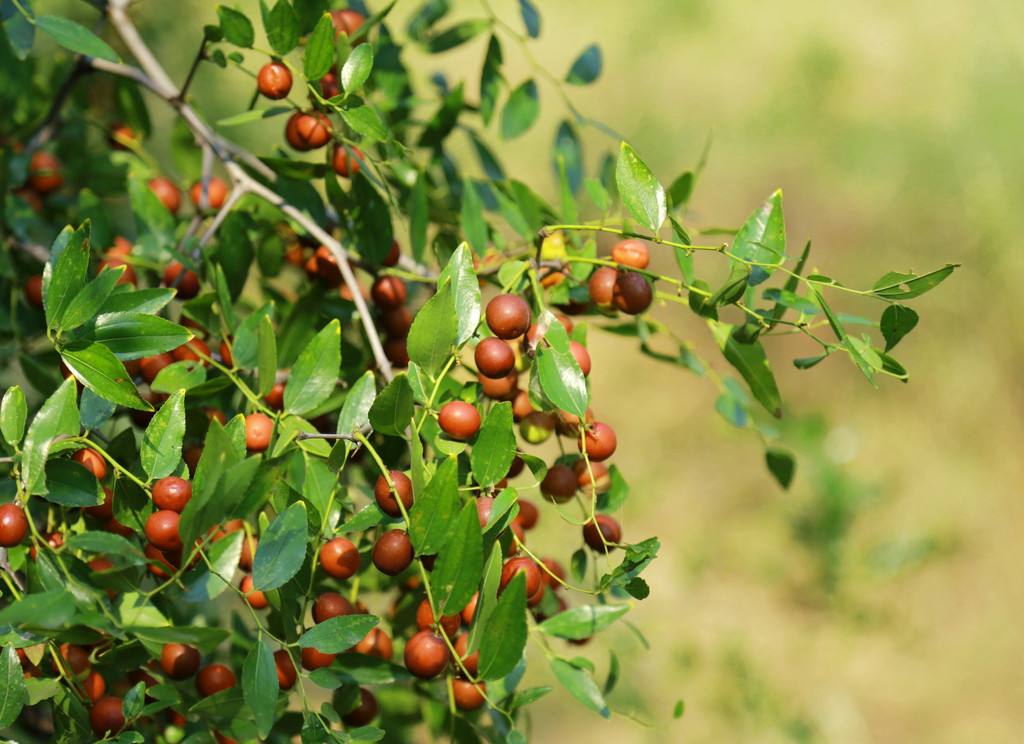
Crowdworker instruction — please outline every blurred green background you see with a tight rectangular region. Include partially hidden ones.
[54,0,1024,740]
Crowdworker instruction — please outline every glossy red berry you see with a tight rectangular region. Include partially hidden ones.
[332,146,363,178]
[285,111,332,151]
[514,499,538,530]
[475,337,516,379]
[569,341,592,376]
[148,177,181,215]
[27,151,63,194]
[257,61,292,99]
[274,650,296,690]
[196,664,236,696]
[160,643,200,679]
[541,464,577,503]
[372,530,413,576]
[611,238,650,269]
[152,476,192,513]
[189,177,229,210]
[0,503,29,547]
[452,679,487,710]
[330,9,365,36]
[163,261,200,299]
[453,633,479,677]
[24,275,43,308]
[342,687,379,726]
[301,646,336,670]
[404,630,449,679]
[415,598,461,638]
[500,557,541,597]
[370,276,407,309]
[353,628,393,660]
[438,401,481,440]
[313,592,354,623]
[73,448,107,480]
[240,574,269,609]
[612,271,653,314]
[145,510,182,552]
[83,670,106,702]
[244,413,274,452]
[374,471,413,517]
[579,422,617,461]
[588,266,617,307]
[319,537,360,580]
[485,294,531,339]
[90,696,125,737]
[583,514,622,551]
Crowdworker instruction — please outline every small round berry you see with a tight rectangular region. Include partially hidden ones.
[384,337,409,368]
[372,530,413,576]
[313,592,354,623]
[319,537,360,580]
[257,61,292,99]
[320,69,340,98]
[373,471,413,517]
[83,670,106,702]
[454,633,479,677]
[353,628,393,660]
[274,650,296,689]
[152,476,192,513]
[189,177,229,210]
[145,510,182,552]
[330,8,365,36]
[485,294,531,339]
[579,422,617,462]
[479,371,519,401]
[611,239,650,269]
[239,533,256,571]
[612,271,653,315]
[438,401,481,440]
[370,276,407,309]
[540,464,577,504]
[244,413,274,452]
[574,460,610,493]
[403,630,449,679]
[452,679,487,710]
[59,643,90,675]
[588,266,618,307]
[90,696,125,737]
[569,341,592,376]
[27,151,63,194]
[285,111,332,151]
[0,503,29,547]
[24,275,43,308]
[380,306,412,337]
[264,383,285,410]
[540,558,567,590]
[474,338,516,379]
[73,448,107,480]
[332,146,362,178]
[300,646,336,670]
[172,338,211,365]
[196,663,236,696]
[511,390,535,422]
[582,514,622,551]
[342,687,379,726]
[160,643,200,679]
[140,353,173,383]
[514,499,538,530]
[148,177,181,215]
[415,598,460,637]
[240,574,269,609]
[500,557,541,597]
[83,488,113,521]
[163,261,200,299]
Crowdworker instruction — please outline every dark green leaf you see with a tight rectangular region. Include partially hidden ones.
[460,179,488,256]
[707,321,781,417]
[470,402,514,487]
[500,79,539,140]
[60,342,149,410]
[263,0,300,54]
[285,319,340,415]
[122,681,146,722]
[407,285,456,376]
[409,457,459,555]
[253,502,308,591]
[304,13,335,80]
[129,625,230,654]
[89,312,191,360]
[337,370,376,439]
[432,501,483,614]
[871,264,958,300]
[338,97,388,142]
[565,44,601,85]
[728,190,785,284]
[765,447,795,489]
[479,35,503,126]
[616,142,666,232]
[256,315,278,397]
[0,589,75,629]
[141,392,185,480]
[22,379,79,495]
[242,636,278,738]
[477,572,526,680]
[217,6,255,47]
[42,459,103,507]
[368,374,413,436]
[438,243,481,345]
[299,614,379,653]
[36,15,119,62]
[66,531,144,562]
[0,646,27,727]
[880,304,919,350]
[553,121,583,196]
[59,268,122,332]
[549,658,609,717]
[0,386,26,446]
[809,285,876,385]
[538,604,629,640]
[151,360,206,394]
[518,0,540,37]
[425,19,489,53]
[536,340,588,418]
[99,288,175,316]
[43,224,90,332]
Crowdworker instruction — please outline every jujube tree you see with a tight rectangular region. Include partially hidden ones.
[0,0,956,742]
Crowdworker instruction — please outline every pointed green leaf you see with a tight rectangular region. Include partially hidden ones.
[262,0,299,55]
[765,447,795,489]
[217,6,255,47]
[22,379,80,495]
[872,264,958,300]
[36,15,120,62]
[549,658,609,717]
[728,190,786,284]
[253,502,308,591]
[368,374,413,436]
[707,320,782,417]
[477,572,527,680]
[409,457,459,555]
[501,79,539,140]
[565,44,601,85]
[407,284,456,376]
[60,343,149,410]
[242,636,278,738]
[341,43,373,92]
[432,501,483,615]
[1,386,27,447]
[285,319,340,415]
[141,392,185,480]
[304,13,336,80]
[88,312,192,360]
[43,224,90,331]
[480,35,503,126]
[460,179,488,256]
[880,304,919,351]
[298,614,379,653]
[538,604,629,640]
[59,267,123,332]
[470,402,515,488]
[616,142,666,232]
[0,646,27,727]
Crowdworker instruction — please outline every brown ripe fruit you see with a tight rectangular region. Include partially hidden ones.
[285,111,332,151]
[475,497,494,528]
[257,61,292,99]
[90,696,125,737]
[415,598,461,637]
[59,643,90,675]
[460,593,479,626]
[320,70,341,98]
[353,628,393,660]
[452,679,487,710]
[240,574,269,610]
[244,413,274,452]
[300,646,336,670]
[332,145,363,178]
[148,177,181,215]
[479,371,519,401]
[574,460,610,493]
[163,261,200,299]
[383,241,401,267]
[88,556,113,573]
[273,650,296,690]
[264,383,285,411]
[372,530,413,576]
[196,664,236,696]
[374,471,413,517]
[145,510,182,552]
[514,498,538,530]
[438,401,481,440]
[152,476,192,513]
[370,276,407,309]
[474,337,516,379]
[160,643,200,679]
[583,514,622,551]
[541,464,577,504]
[190,177,229,210]
[239,534,256,571]
[320,536,360,580]
[569,342,592,377]
[84,488,113,520]
[330,8,365,36]
[613,271,653,315]
[380,306,412,337]
[184,445,203,475]
[219,339,234,368]
[485,294,531,339]
[0,503,28,547]
[342,688,379,726]
[540,558,566,590]
[527,583,547,607]
[404,630,449,679]
[24,275,43,308]
[384,337,409,368]
[579,422,617,461]
[453,634,479,677]
[27,151,63,194]
[73,448,107,480]
[145,544,176,578]
[314,245,342,286]
[83,670,106,702]
[511,390,535,422]
[313,592,354,623]
[140,353,173,384]
[611,238,650,269]
[588,266,617,307]
[500,557,541,597]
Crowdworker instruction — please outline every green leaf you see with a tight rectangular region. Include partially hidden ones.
[409,457,460,555]
[871,264,958,300]
[554,121,583,197]
[178,422,243,548]
[538,604,629,640]
[616,142,666,232]
[263,0,300,54]
[765,447,795,489]
[122,682,146,722]
[229,303,274,369]
[518,0,540,37]
[216,106,292,128]
[79,387,116,430]
[479,35,503,126]
[88,312,191,360]
[337,371,376,439]
[256,315,278,397]
[470,402,514,488]
[44,224,90,332]
[466,542,503,653]
[0,589,75,629]
[285,319,340,415]
[565,44,601,85]
[432,501,483,615]
[141,392,185,480]
[341,43,373,92]
[728,190,786,284]
[880,304,919,351]
[36,15,120,62]
[549,658,609,717]
[707,321,782,417]
[183,531,243,603]
[338,97,388,142]
[536,341,588,418]
[152,361,206,394]
[0,646,27,727]
[22,379,79,495]
[217,6,255,47]
[130,626,230,654]
[501,79,539,140]
[477,572,527,680]
[59,268,123,332]
[0,386,27,447]
[425,19,490,53]
[60,343,149,410]
[253,502,308,591]
[99,288,175,315]
[438,243,481,346]
[298,614,379,653]
[304,13,336,80]
[42,459,103,507]
[409,171,429,262]
[809,285,876,385]
[407,284,456,376]
[368,374,413,436]
[66,531,144,562]
[460,179,489,256]
[243,636,278,738]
